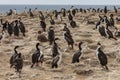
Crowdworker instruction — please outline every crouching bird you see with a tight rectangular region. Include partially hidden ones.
[31,43,44,68]
[96,42,109,70]
[72,41,83,63]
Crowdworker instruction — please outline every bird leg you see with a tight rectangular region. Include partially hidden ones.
[71,44,74,49]
[30,64,34,68]
[36,63,39,67]
[105,65,109,70]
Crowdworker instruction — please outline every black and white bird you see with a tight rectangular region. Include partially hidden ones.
[18,18,26,36]
[0,19,3,27]
[40,20,46,32]
[29,8,34,18]
[116,17,120,22]
[31,43,44,68]
[72,41,83,63]
[14,20,19,37]
[64,30,74,49]
[97,25,106,38]
[63,23,70,34]
[7,22,13,36]
[104,6,107,14]
[51,38,60,58]
[2,21,8,31]
[49,16,55,25]
[70,20,77,28]
[96,43,109,70]
[114,27,120,37]
[72,9,76,16]
[61,8,66,17]
[39,11,45,21]
[114,6,117,14]
[7,9,13,16]
[68,12,73,21]
[10,46,19,68]
[105,25,117,40]
[48,26,55,45]
[14,53,23,73]
[103,16,110,27]
[51,45,62,68]
[109,14,115,27]
[0,30,5,42]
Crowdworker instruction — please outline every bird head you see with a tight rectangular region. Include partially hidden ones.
[54,38,60,41]
[78,41,83,50]
[36,43,40,50]
[97,42,101,46]
[14,46,19,50]
[36,43,40,47]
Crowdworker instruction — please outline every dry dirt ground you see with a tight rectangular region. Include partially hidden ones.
[0,10,120,80]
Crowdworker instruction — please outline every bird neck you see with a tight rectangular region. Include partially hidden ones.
[36,46,40,51]
[97,46,102,52]
[15,22,18,26]
[79,44,82,51]
[14,48,18,54]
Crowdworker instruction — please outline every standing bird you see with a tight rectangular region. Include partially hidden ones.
[18,18,26,36]
[103,16,110,27]
[63,23,70,34]
[14,20,19,37]
[0,19,3,27]
[14,53,23,73]
[72,41,83,63]
[97,25,106,38]
[7,9,13,16]
[51,40,62,69]
[2,21,8,31]
[54,10,58,19]
[49,16,55,25]
[96,43,109,70]
[70,20,77,28]
[105,25,117,40]
[64,30,74,49]
[51,52,62,68]
[51,38,60,58]
[29,8,34,18]
[10,46,19,68]
[104,6,107,14]
[0,30,5,42]
[68,12,73,21]
[31,43,44,68]
[40,20,46,32]
[61,8,66,17]
[39,11,45,21]
[109,14,115,27]
[48,26,55,45]
[7,22,13,36]
[72,9,76,16]
[114,6,117,14]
